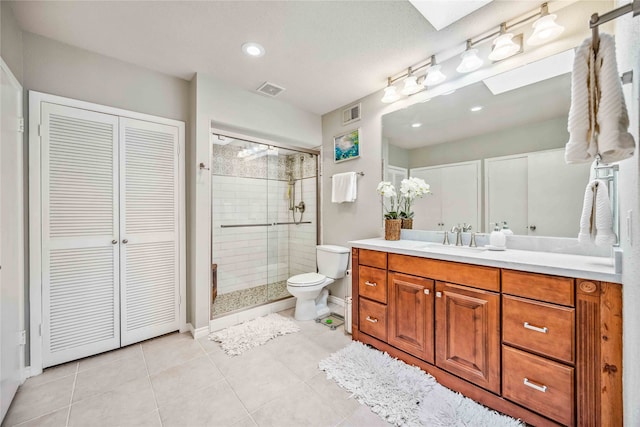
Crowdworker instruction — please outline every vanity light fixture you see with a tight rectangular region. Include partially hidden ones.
[402,68,422,95]
[488,23,522,61]
[423,55,447,87]
[456,40,484,73]
[470,106,483,112]
[411,123,422,128]
[381,77,401,103]
[242,42,265,57]
[527,3,565,46]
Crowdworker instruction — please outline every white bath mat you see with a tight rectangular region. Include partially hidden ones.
[209,313,300,356]
[319,342,523,427]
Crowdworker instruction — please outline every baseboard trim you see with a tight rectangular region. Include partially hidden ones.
[186,323,210,339]
[328,295,345,307]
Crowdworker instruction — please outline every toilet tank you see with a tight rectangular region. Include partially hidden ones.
[317,245,350,279]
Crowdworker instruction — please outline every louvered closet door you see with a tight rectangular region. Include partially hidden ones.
[41,103,120,367]
[119,118,179,346]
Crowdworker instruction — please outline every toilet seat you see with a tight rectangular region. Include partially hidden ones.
[287,272,326,287]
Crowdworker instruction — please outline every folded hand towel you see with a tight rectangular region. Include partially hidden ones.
[578,179,616,246]
[331,172,357,203]
[594,34,635,163]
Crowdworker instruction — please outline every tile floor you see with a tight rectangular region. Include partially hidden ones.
[2,309,390,427]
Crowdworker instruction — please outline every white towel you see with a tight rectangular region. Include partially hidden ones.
[565,35,635,164]
[594,34,635,163]
[565,37,598,164]
[331,172,357,203]
[578,179,616,246]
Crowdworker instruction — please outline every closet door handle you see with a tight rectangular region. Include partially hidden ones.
[112,240,117,244]
[122,239,128,244]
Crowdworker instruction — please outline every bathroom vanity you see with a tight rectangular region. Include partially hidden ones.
[349,239,622,427]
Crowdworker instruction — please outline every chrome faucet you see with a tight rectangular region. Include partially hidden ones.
[442,230,450,245]
[452,225,463,246]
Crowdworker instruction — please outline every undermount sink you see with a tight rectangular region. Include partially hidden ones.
[417,242,488,253]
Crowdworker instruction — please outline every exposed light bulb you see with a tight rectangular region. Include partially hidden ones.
[527,13,564,46]
[457,48,483,73]
[488,24,521,62]
[402,74,421,96]
[381,80,400,103]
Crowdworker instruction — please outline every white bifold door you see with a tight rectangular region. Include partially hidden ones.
[41,103,180,367]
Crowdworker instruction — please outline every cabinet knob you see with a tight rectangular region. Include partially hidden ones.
[529,225,537,231]
[424,289,430,295]
[436,291,442,298]
[122,239,128,244]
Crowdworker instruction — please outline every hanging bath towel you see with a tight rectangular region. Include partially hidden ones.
[578,179,616,246]
[331,172,357,203]
[594,34,635,163]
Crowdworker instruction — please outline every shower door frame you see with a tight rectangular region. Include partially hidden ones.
[209,128,321,317]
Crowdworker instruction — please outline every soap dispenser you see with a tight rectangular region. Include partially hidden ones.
[489,223,506,249]
[501,221,514,236]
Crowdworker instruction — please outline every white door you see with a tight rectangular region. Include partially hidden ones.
[119,118,180,346]
[385,165,407,193]
[41,103,120,367]
[528,150,591,237]
[441,162,481,231]
[1,60,24,420]
[410,168,442,230]
[485,156,528,235]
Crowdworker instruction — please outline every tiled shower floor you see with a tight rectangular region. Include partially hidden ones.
[211,281,291,318]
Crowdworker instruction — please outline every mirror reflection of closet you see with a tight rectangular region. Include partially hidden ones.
[382,49,593,237]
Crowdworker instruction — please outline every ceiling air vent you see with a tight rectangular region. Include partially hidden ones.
[256,81,286,97]
[342,103,361,125]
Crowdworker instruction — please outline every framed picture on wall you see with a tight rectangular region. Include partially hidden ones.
[334,128,360,163]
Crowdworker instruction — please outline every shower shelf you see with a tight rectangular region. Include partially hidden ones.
[220,221,312,228]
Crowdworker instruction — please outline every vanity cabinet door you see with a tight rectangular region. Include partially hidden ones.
[388,272,434,363]
[435,281,500,394]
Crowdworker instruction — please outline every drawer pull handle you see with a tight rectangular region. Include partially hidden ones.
[365,281,377,287]
[524,322,548,334]
[365,316,378,323]
[424,289,430,295]
[523,378,547,393]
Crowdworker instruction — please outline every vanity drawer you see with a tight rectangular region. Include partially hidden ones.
[502,270,575,307]
[503,296,575,363]
[359,266,387,303]
[359,249,387,269]
[359,298,387,341]
[503,346,574,426]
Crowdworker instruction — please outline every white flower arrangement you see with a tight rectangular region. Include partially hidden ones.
[376,181,400,219]
[399,177,431,219]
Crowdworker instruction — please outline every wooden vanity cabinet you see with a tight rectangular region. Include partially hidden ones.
[351,248,623,427]
[435,281,501,394]
[388,272,434,363]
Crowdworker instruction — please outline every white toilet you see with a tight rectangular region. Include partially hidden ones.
[287,245,350,321]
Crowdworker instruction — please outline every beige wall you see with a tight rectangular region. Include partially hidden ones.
[614,2,640,424]
[189,73,321,329]
[22,32,190,123]
[1,1,23,83]
[405,116,568,168]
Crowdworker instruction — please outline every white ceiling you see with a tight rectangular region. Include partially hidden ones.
[382,71,572,149]
[9,0,547,116]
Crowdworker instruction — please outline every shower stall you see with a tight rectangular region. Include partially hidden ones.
[210,131,319,318]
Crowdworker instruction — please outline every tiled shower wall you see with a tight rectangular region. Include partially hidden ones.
[212,144,317,295]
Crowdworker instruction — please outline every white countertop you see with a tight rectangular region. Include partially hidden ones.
[350,238,622,284]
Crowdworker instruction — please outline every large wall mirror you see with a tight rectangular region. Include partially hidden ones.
[382,49,593,238]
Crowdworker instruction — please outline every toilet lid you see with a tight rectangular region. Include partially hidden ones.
[287,273,326,287]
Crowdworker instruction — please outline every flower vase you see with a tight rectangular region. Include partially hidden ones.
[401,218,413,229]
[384,219,402,240]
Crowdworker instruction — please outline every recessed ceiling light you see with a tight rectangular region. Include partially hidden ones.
[242,42,265,57]
[411,123,422,128]
[470,106,483,112]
